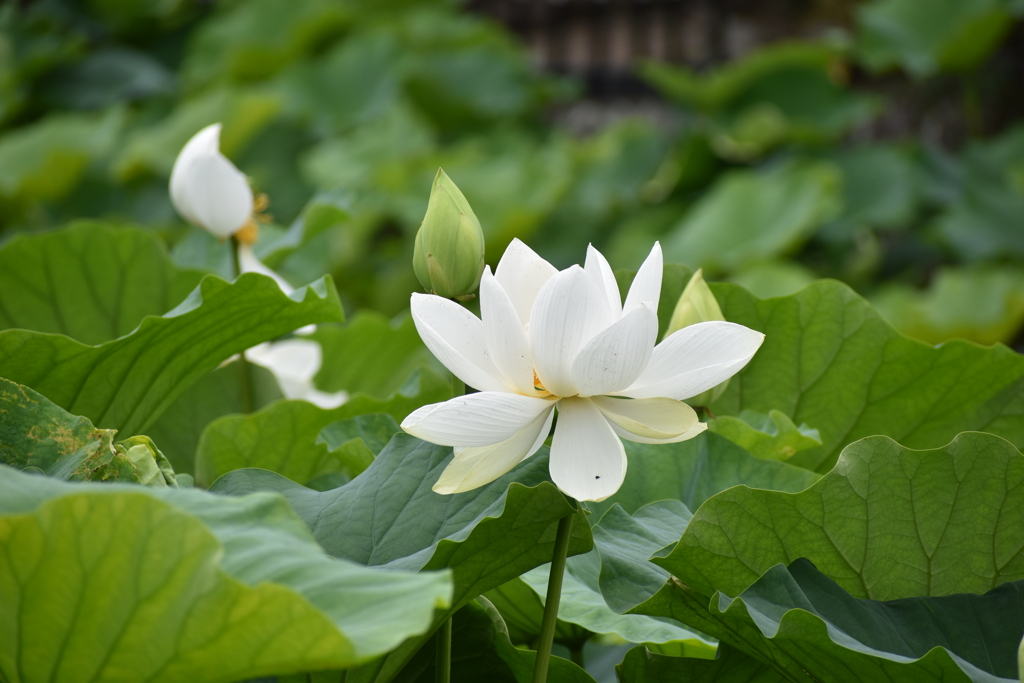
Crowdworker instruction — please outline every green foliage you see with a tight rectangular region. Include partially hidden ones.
[394,598,595,683]
[212,436,592,681]
[712,279,1024,471]
[657,432,1024,600]
[0,272,344,435]
[0,222,205,344]
[0,377,176,486]
[636,560,1022,683]
[856,0,1018,77]
[707,410,822,461]
[661,161,842,275]
[194,368,448,486]
[0,464,453,682]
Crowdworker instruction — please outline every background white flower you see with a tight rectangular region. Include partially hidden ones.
[169,123,253,238]
[402,240,765,502]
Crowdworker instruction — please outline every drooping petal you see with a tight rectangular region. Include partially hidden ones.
[245,339,347,409]
[522,406,555,459]
[530,266,615,397]
[622,241,663,315]
[493,238,558,326]
[177,153,254,238]
[402,392,556,447]
[591,395,700,442]
[432,404,555,494]
[238,244,293,293]
[411,293,510,393]
[170,123,222,224]
[618,321,765,400]
[549,397,626,502]
[584,244,622,320]
[479,268,536,395]
[571,302,657,397]
[609,419,708,444]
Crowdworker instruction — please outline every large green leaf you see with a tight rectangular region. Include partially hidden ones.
[856,0,1015,78]
[661,161,841,275]
[710,279,1024,471]
[707,410,822,462]
[0,222,205,344]
[393,598,596,683]
[520,501,716,654]
[144,360,285,475]
[194,368,449,486]
[871,266,1024,346]
[635,559,1022,683]
[212,435,593,682]
[311,312,435,400]
[0,465,452,682]
[589,432,820,520]
[657,432,1024,601]
[0,377,175,486]
[617,644,784,683]
[0,272,344,435]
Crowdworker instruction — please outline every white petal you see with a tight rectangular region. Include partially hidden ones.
[529,266,615,397]
[592,396,700,441]
[238,244,293,293]
[480,268,536,395]
[170,123,222,224]
[523,406,555,459]
[177,153,254,238]
[411,293,510,393]
[609,419,708,444]
[494,238,558,326]
[549,398,627,502]
[584,244,622,319]
[622,242,663,316]
[246,339,320,384]
[571,302,657,397]
[432,404,555,494]
[401,392,556,447]
[618,321,765,400]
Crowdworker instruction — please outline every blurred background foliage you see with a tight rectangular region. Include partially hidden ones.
[2,0,1024,349]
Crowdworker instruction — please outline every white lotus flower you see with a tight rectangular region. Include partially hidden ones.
[169,123,253,238]
[401,240,765,502]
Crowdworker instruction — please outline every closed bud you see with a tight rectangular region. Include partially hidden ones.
[413,169,485,299]
[666,269,730,405]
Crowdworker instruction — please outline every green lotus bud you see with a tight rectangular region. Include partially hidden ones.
[413,169,485,300]
[666,269,730,406]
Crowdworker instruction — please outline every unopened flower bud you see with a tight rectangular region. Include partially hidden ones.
[169,123,254,239]
[413,169,485,300]
[666,269,730,405]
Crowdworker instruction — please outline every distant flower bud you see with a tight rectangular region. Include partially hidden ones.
[413,169,485,300]
[666,269,730,405]
[169,123,254,239]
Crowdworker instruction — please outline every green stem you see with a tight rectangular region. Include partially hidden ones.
[435,616,452,683]
[532,513,575,683]
[230,237,254,414]
[432,372,465,682]
[569,644,585,668]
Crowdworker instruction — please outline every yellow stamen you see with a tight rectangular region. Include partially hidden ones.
[233,193,272,245]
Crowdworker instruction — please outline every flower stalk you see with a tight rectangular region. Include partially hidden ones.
[435,617,452,683]
[230,234,254,414]
[532,512,575,683]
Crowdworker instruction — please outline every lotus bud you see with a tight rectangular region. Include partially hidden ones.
[666,269,730,405]
[169,123,254,239]
[413,169,485,300]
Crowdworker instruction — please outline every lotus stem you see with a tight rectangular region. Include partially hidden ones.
[230,236,254,414]
[532,513,575,683]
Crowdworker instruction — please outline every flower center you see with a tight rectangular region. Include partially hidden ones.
[533,371,554,398]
